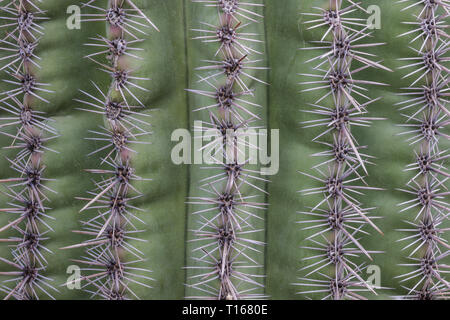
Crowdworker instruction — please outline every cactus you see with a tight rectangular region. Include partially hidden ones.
[61,0,158,299]
[394,0,449,300]
[185,0,269,300]
[0,0,446,301]
[0,0,59,299]
[295,0,392,299]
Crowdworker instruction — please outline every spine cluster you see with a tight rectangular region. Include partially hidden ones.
[296,0,391,299]
[0,0,58,299]
[187,0,268,300]
[63,0,157,299]
[395,0,449,299]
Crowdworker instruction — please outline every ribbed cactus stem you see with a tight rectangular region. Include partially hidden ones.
[396,0,449,300]
[0,0,58,300]
[187,0,268,300]
[297,0,391,299]
[62,0,157,299]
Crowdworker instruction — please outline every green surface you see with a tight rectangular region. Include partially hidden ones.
[0,0,448,300]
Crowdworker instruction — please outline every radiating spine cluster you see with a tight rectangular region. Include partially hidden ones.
[62,0,157,299]
[0,0,58,299]
[395,0,449,299]
[187,0,268,299]
[296,0,392,299]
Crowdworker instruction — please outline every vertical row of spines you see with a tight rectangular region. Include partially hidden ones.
[395,0,449,299]
[62,0,157,300]
[0,0,58,299]
[296,0,391,299]
[186,0,268,300]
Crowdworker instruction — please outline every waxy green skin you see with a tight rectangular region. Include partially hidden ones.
[0,0,446,299]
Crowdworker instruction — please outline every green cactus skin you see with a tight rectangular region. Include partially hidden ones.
[0,0,447,300]
[394,0,449,300]
[0,0,59,300]
[185,0,269,300]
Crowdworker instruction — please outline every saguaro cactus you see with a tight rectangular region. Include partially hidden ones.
[395,0,449,299]
[61,0,158,299]
[296,0,392,299]
[186,0,268,300]
[0,0,446,301]
[0,0,58,299]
